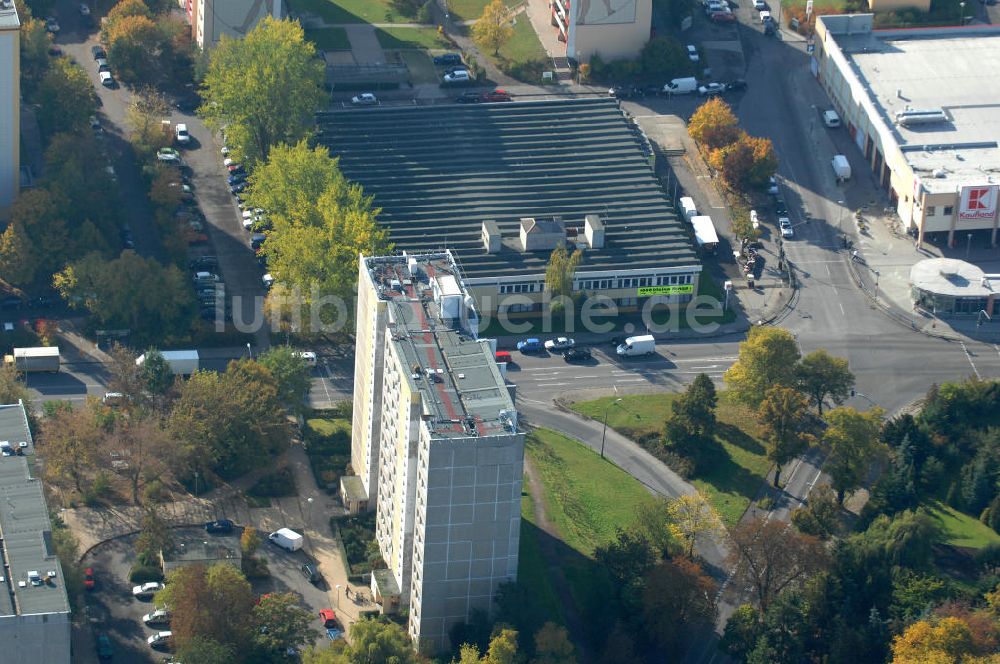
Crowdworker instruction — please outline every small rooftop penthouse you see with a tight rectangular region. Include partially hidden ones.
[365,252,517,440]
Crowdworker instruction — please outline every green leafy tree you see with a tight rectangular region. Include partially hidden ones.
[822,406,886,504]
[258,346,311,411]
[36,57,96,137]
[9,188,71,277]
[0,362,30,405]
[797,349,854,415]
[19,17,52,91]
[245,141,388,311]
[721,604,762,661]
[252,592,318,660]
[42,133,120,242]
[158,564,255,658]
[708,132,778,193]
[0,221,38,286]
[594,528,656,589]
[140,348,175,395]
[303,618,420,664]
[473,0,514,56]
[629,496,677,559]
[723,326,801,407]
[54,252,195,341]
[688,98,741,152]
[664,373,718,464]
[240,526,261,556]
[458,628,521,664]
[200,17,324,163]
[639,36,690,79]
[758,386,813,487]
[174,637,235,664]
[544,243,583,313]
[791,484,842,539]
[136,505,175,559]
[106,14,164,84]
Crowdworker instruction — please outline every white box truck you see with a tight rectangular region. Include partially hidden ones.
[4,347,60,372]
[679,197,698,223]
[269,528,303,552]
[832,155,851,180]
[136,350,199,376]
[616,335,656,357]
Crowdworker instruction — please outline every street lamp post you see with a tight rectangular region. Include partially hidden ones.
[959,1,965,25]
[967,233,973,259]
[306,497,314,528]
[246,342,252,359]
[600,398,623,459]
[874,269,881,300]
[335,584,342,609]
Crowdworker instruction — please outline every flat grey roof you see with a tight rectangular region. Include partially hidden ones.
[0,2,19,30]
[835,27,1000,193]
[317,99,700,280]
[910,257,996,297]
[0,403,70,618]
[365,253,517,439]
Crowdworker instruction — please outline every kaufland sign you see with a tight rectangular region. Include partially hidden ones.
[959,185,999,221]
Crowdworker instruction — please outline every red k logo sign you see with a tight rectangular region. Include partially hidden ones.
[960,185,999,220]
[969,188,992,210]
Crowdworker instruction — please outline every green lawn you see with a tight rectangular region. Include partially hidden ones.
[570,393,770,527]
[304,405,352,493]
[305,27,351,50]
[447,0,522,22]
[375,26,452,50]
[524,428,655,639]
[518,490,565,625]
[289,0,417,24]
[397,49,439,84]
[928,501,1000,549]
[527,428,653,556]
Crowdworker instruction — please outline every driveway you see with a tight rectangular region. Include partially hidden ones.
[53,0,270,350]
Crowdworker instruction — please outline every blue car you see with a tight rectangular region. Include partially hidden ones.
[516,338,543,353]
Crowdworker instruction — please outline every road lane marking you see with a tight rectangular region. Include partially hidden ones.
[838,302,845,316]
[961,342,982,379]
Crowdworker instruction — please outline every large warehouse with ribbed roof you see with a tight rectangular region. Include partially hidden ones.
[316,97,701,317]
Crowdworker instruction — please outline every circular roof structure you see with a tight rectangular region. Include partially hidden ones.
[910,258,991,298]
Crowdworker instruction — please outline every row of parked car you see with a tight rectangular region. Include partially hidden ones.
[220,144,275,289]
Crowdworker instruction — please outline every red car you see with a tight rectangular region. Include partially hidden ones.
[711,10,736,21]
[319,609,337,628]
[84,567,96,591]
[482,89,512,102]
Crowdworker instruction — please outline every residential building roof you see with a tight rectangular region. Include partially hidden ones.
[317,98,699,281]
[0,0,19,30]
[365,252,517,439]
[0,403,70,618]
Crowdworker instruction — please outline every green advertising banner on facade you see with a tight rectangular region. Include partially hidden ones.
[637,285,695,296]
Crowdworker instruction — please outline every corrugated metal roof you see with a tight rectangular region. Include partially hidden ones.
[316,98,699,280]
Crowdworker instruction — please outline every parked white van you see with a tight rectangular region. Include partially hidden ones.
[663,77,698,94]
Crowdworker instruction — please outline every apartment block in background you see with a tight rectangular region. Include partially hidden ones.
[0,0,20,220]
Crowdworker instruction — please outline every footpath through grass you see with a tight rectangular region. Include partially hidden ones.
[928,501,1000,549]
[570,392,770,527]
[522,428,658,644]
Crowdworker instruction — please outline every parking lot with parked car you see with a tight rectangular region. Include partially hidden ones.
[81,526,338,663]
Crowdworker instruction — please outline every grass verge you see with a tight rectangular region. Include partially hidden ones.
[289,0,414,24]
[928,501,1000,549]
[305,27,351,50]
[569,392,770,527]
[447,0,522,22]
[375,26,452,50]
[304,404,352,494]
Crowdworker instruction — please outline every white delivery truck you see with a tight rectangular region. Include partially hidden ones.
[832,155,852,180]
[4,347,60,372]
[691,215,720,252]
[679,197,698,223]
[268,528,304,552]
[136,350,199,376]
[616,335,656,357]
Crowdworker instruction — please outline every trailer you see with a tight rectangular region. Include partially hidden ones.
[136,350,199,376]
[4,346,60,372]
[691,215,720,252]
